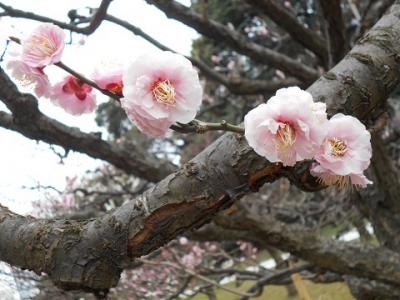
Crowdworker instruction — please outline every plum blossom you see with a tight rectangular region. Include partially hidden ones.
[50,76,96,115]
[93,69,123,97]
[244,87,328,166]
[121,51,203,137]
[311,113,372,188]
[7,59,51,97]
[21,23,65,67]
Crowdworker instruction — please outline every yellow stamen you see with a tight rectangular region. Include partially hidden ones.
[30,35,57,56]
[317,174,351,190]
[329,137,347,157]
[152,80,176,105]
[277,123,296,149]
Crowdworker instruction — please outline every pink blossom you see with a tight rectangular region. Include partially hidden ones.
[311,113,372,188]
[50,76,96,115]
[93,69,123,97]
[6,59,51,97]
[315,114,371,174]
[121,51,203,137]
[244,87,328,166]
[21,23,65,67]
[123,104,172,137]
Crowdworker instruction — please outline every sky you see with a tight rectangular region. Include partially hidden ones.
[0,0,198,215]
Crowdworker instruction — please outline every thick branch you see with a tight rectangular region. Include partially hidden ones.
[143,0,319,84]
[0,68,175,182]
[245,0,328,61]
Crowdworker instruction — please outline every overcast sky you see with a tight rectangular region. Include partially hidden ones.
[0,0,197,215]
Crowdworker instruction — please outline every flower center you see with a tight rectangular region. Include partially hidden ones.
[329,138,347,157]
[152,80,176,105]
[62,77,92,101]
[276,123,296,149]
[30,35,57,57]
[106,82,123,97]
[317,174,350,190]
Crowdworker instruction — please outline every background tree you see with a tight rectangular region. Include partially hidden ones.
[1,0,400,299]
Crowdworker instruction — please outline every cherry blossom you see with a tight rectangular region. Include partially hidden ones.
[121,51,203,137]
[21,23,65,67]
[311,113,372,188]
[50,76,96,115]
[244,87,328,166]
[7,59,51,97]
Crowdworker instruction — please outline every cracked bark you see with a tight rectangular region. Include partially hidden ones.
[2,0,400,294]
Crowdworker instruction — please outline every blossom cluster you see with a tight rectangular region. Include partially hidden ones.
[7,23,203,136]
[244,87,372,189]
[7,23,98,115]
